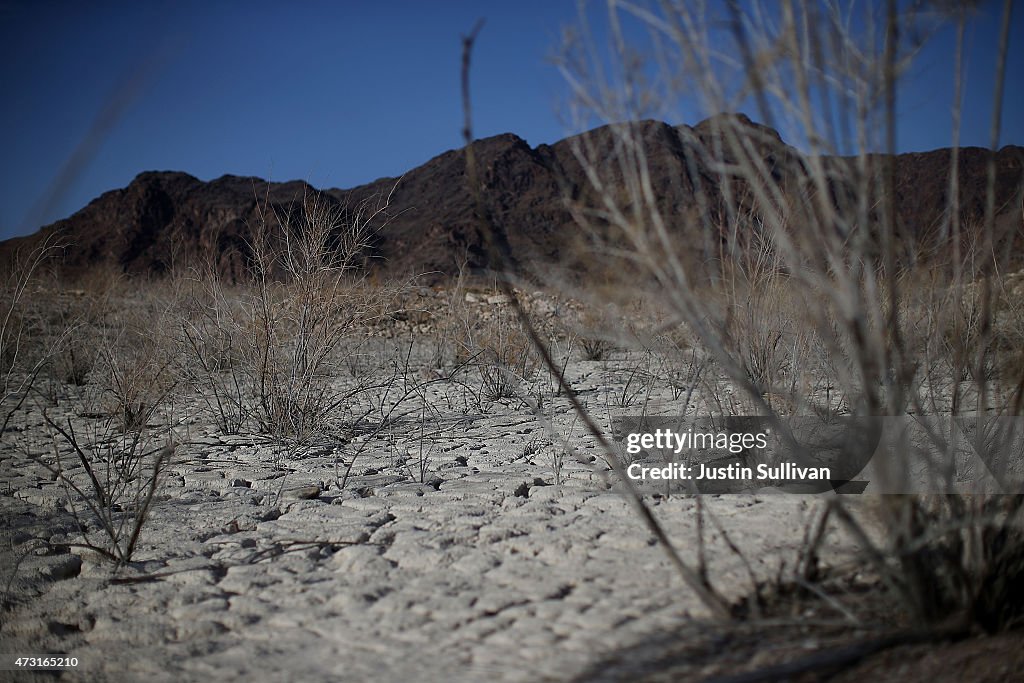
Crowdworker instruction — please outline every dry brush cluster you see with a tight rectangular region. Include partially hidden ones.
[0,189,426,565]
[532,0,1024,632]
[1,187,579,567]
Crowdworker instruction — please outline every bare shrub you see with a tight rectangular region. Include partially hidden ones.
[653,330,707,406]
[179,186,399,440]
[0,235,65,432]
[30,282,184,565]
[456,304,538,401]
[52,332,97,387]
[78,289,181,433]
[43,410,177,566]
[579,335,614,362]
[950,270,1024,385]
[178,270,253,434]
[714,234,820,414]
[43,270,133,390]
[427,256,475,371]
[532,0,1023,631]
[611,348,656,409]
[574,305,617,361]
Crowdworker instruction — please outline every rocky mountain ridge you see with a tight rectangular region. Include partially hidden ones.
[3,114,1022,283]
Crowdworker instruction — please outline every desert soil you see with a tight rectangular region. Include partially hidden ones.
[0,315,1001,682]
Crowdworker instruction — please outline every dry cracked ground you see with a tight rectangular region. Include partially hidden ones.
[1,300,1015,683]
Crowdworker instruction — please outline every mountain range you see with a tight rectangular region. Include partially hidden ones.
[3,114,1022,283]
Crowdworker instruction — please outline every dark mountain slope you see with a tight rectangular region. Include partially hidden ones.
[3,116,1021,282]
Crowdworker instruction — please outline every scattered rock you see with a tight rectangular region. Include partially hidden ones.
[284,484,321,500]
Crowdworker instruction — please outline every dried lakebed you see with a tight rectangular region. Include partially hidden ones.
[1,348,858,682]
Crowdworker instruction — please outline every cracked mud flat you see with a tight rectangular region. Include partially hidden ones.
[1,338,859,682]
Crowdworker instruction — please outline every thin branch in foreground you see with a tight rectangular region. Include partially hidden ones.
[459,22,732,622]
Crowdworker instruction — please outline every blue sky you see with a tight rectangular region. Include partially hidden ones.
[1,0,1021,241]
